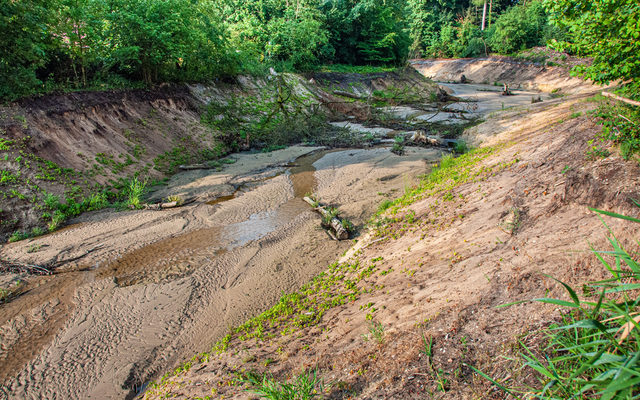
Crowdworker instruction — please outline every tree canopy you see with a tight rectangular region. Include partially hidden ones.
[545,0,640,85]
[1,0,638,101]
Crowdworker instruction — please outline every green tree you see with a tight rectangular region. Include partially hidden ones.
[0,0,51,100]
[53,0,104,87]
[488,1,547,54]
[322,0,409,65]
[545,0,640,85]
[106,0,226,84]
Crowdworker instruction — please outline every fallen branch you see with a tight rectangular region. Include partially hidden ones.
[179,164,213,170]
[0,259,52,275]
[333,90,364,100]
[601,91,640,107]
[143,197,195,210]
[303,196,349,240]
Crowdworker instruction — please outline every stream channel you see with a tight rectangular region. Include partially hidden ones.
[0,82,548,399]
[0,145,443,399]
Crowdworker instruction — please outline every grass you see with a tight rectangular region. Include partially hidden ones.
[391,136,405,155]
[165,195,184,205]
[126,177,147,209]
[453,140,469,154]
[362,320,385,344]
[242,369,323,400]
[321,207,340,226]
[476,205,640,398]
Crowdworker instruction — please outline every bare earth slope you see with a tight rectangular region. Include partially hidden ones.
[144,90,640,398]
[411,57,593,94]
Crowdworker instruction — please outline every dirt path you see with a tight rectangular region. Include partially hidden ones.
[0,143,442,399]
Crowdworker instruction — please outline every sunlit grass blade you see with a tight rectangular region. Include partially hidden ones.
[465,364,524,400]
[589,207,640,223]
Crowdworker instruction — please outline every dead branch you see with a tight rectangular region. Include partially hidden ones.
[303,196,349,240]
[602,91,640,107]
[0,259,52,275]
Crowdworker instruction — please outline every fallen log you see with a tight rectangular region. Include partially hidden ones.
[303,196,349,240]
[143,196,195,210]
[333,90,364,100]
[178,164,212,171]
[601,91,640,107]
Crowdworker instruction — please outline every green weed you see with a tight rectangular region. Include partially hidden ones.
[477,205,640,398]
[362,320,385,344]
[594,99,639,160]
[126,177,147,209]
[243,369,322,400]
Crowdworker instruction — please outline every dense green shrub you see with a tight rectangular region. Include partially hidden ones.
[488,1,547,55]
[545,0,640,86]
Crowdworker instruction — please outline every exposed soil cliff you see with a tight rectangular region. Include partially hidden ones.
[411,56,594,94]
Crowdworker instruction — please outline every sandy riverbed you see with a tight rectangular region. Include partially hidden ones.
[0,144,442,399]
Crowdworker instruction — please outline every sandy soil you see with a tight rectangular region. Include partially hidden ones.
[411,57,599,94]
[0,63,604,399]
[142,83,640,400]
[0,143,442,399]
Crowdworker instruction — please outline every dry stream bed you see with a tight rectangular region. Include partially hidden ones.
[0,83,543,399]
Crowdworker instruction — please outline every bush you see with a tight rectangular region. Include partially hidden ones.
[594,97,640,160]
[488,1,548,55]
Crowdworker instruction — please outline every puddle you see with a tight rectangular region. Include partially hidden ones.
[100,150,329,287]
[206,194,236,206]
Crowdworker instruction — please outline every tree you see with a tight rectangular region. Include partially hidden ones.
[488,1,546,54]
[54,0,104,86]
[545,0,640,85]
[0,0,51,99]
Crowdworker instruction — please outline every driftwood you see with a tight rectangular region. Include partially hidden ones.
[303,196,349,240]
[0,244,106,276]
[143,197,195,210]
[179,164,213,171]
[601,91,640,107]
[333,90,363,100]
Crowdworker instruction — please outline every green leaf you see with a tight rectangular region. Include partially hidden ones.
[532,298,581,308]
[589,207,640,223]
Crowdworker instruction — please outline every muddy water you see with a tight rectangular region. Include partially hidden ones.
[100,150,327,288]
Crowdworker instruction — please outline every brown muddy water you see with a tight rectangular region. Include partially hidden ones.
[101,150,330,288]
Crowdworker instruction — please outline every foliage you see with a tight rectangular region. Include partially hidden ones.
[408,0,566,59]
[321,207,340,226]
[488,1,548,55]
[453,140,469,154]
[322,0,409,65]
[202,76,328,151]
[391,135,405,155]
[1,0,233,100]
[490,206,640,398]
[0,0,51,100]
[125,176,147,209]
[243,369,322,400]
[545,0,640,85]
[593,98,640,160]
